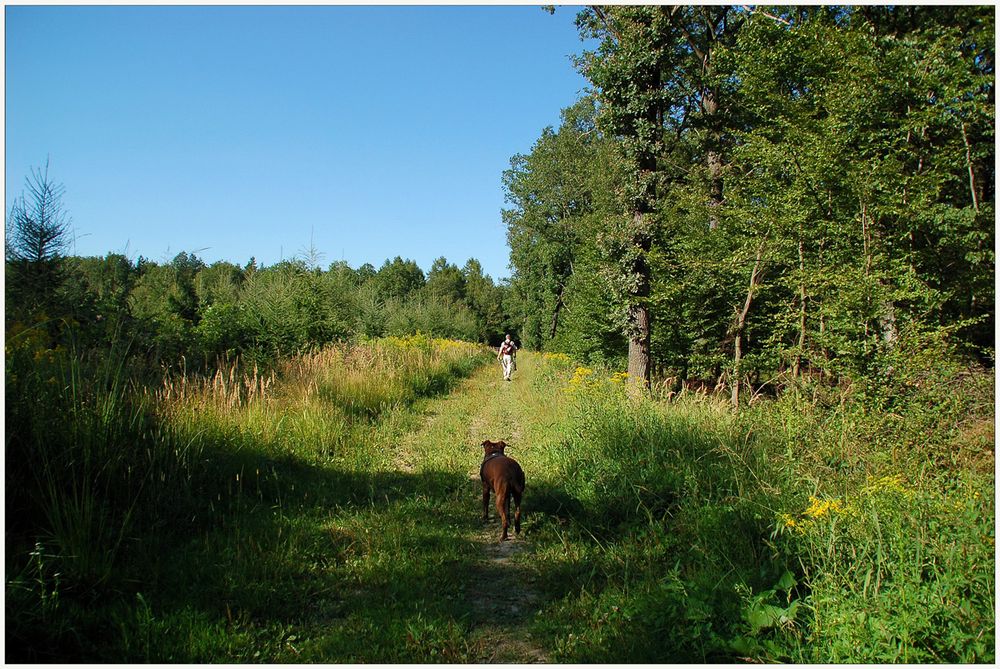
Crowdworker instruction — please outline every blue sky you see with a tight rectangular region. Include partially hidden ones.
[5,5,595,281]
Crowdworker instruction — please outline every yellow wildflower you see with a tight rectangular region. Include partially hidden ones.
[564,366,596,393]
[609,371,630,384]
[569,367,594,384]
[804,496,845,519]
[862,473,911,498]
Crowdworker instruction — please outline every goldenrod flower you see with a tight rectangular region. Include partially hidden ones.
[862,473,911,498]
[804,496,845,519]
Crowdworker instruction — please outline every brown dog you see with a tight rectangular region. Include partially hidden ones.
[480,440,525,541]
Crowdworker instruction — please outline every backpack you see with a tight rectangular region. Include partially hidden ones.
[501,341,514,355]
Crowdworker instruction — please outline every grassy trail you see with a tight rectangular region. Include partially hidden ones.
[378,352,557,662]
[211,350,570,663]
[7,342,574,663]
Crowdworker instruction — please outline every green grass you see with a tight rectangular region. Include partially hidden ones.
[6,335,494,661]
[5,336,994,662]
[503,356,994,663]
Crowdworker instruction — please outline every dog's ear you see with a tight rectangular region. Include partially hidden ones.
[498,440,508,450]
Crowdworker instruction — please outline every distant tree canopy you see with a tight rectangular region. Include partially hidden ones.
[505,5,993,397]
[30,249,509,366]
[5,166,511,366]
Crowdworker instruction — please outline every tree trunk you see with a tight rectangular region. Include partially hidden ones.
[879,296,898,346]
[707,148,723,230]
[860,201,872,357]
[549,283,565,340]
[703,89,723,231]
[960,122,980,213]
[627,302,651,389]
[627,210,653,390]
[732,241,766,408]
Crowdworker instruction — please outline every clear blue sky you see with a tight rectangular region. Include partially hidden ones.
[5,5,595,281]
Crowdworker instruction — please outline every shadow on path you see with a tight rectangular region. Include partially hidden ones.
[462,525,549,663]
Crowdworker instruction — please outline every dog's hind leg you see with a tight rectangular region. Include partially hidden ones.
[513,470,525,535]
[481,482,490,522]
[495,484,510,541]
[512,488,522,535]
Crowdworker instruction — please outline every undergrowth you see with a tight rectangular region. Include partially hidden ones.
[5,332,487,661]
[5,330,993,662]
[516,349,994,662]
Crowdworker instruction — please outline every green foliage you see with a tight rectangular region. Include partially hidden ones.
[461,258,507,343]
[503,96,626,358]
[510,6,993,391]
[6,161,74,324]
[516,350,993,663]
[128,262,196,362]
[193,260,243,308]
[62,253,137,343]
[425,256,466,303]
[15,244,506,370]
[383,294,479,342]
[369,256,426,302]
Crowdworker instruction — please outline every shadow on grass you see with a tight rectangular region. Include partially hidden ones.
[497,427,790,662]
[5,356,498,662]
[5,440,540,663]
[6,388,771,664]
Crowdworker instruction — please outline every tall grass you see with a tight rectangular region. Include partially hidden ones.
[6,329,990,662]
[295,334,483,419]
[6,327,195,590]
[752,361,996,663]
[5,323,214,659]
[518,353,994,663]
[5,332,487,661]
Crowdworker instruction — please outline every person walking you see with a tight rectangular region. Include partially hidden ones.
[497,334,518,381]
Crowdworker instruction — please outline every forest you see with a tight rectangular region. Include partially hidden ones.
[505,5,993,398]
[5,4,995,663]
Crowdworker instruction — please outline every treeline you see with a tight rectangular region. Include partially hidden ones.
[505,5,993,397]
[6,177,511,366]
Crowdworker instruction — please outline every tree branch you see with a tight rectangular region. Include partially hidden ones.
[960,122,980,213]
[741,5,791,26]
[590,5,623,43]
[664,5,706,63]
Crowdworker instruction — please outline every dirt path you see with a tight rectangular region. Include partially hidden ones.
[394,353,550,662]
[466,529,548,663]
